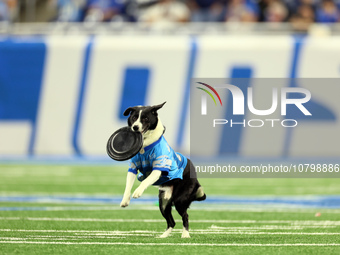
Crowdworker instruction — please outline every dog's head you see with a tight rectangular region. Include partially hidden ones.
[123,102,166,134]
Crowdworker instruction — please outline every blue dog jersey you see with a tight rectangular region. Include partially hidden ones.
[128,136,187,185]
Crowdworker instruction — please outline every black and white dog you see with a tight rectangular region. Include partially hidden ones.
[120,102,206,238]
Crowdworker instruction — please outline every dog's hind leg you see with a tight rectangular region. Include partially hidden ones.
[158,189,175,238]
[195,186,206,201]
[174,202,190,238]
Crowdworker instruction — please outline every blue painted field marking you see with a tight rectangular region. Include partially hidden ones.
[219,67,253,155]
[285,36,337,121]
[73,36,94,156]
[176,36,198,149]
[118,67,150,120]
[283,36,337,157]
[283,35,304,157]
[0,37,47,155]
[1,195,340,209]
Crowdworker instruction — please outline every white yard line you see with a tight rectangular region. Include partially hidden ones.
[0,229,339,235]
[192,207,340,213]
[1,217,340,225]
[0,236,125,240]
[0,229,158,233]
[1,206,340,213]
[0,241,340,246]
[0,206,160,211]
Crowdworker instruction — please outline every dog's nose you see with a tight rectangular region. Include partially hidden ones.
[132,126,139,132]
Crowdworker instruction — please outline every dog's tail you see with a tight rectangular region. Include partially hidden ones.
[195,186,206,201]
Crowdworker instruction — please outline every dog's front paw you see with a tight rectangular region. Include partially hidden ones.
[181,228,190,238]
[159,227,173,238]
[132,186,145,198]
[120,197,130,207]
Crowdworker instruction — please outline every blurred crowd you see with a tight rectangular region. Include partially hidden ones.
[0,0,340,26]
[0,0,17,22]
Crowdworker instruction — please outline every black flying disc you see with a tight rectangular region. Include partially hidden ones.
[106,126,143,161]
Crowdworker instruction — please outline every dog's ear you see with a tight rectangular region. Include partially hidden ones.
[123,107,137,116]
[151,102,166,115]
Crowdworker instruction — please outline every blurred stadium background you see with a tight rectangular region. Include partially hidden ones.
[0,0,340,253]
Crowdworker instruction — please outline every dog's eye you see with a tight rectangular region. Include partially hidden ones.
[132,116,137,121]
[143,117,149,122]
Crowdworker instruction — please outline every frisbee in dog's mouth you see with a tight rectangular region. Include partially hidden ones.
[107,126,143,161]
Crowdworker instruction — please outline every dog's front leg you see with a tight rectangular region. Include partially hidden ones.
[132,170,161,198]
[120,172,136,207]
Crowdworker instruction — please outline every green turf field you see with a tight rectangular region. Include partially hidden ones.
[0,164,340,254]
